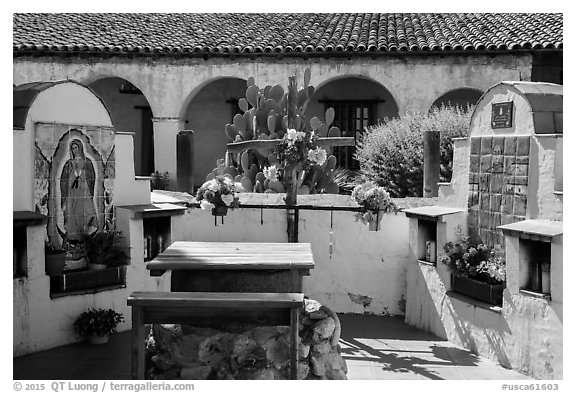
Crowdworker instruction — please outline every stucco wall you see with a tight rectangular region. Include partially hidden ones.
[13,219,171,356]
[14,55,531,118]
[14,54,532,181]
[405,82,563,379]
[170,205,411,315]
[404,217,563,379]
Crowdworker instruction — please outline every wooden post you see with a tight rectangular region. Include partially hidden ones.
[286,76,299,243]
[290,307,299,380]
[177,130,194,194]
[423,130,440,198]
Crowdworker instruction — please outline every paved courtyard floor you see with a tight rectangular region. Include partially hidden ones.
[13,314,531,380]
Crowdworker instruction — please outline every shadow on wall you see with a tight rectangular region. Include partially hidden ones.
[444,288,513,368]
[413,265,448,339]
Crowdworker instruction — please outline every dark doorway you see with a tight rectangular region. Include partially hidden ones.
[323,100,377,170]
[136,106,155,176]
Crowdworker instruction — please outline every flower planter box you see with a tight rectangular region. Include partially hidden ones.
[451,275,504,306]
[51,266,126,293]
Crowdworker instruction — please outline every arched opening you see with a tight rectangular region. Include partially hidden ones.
[431,88,483,111]
[88,77,155,176]
[182,77,247,188]
[306,76,399,170]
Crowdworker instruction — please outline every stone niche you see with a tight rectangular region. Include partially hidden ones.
[145,299,347,380]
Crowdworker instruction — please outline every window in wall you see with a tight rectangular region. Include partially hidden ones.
[135,106,155,177]
[519,239,551,299]
[322,100,378,170]
[144,216,172,261]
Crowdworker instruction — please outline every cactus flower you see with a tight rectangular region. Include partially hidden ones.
[286,129,298,141]
[263,165,279,182]
[307,147,327,166]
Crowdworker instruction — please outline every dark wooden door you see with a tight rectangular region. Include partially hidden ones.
[323,101,376,169]
[138,106,155,176]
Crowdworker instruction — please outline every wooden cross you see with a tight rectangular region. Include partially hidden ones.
[226,76,355,241]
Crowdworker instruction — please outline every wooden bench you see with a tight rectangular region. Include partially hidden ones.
[127,291,304,380]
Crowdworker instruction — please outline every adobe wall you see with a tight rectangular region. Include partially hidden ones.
[14,54,532,179]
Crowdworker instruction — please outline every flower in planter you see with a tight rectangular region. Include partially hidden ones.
[82,229,129,268]
[196,175,240,212]
[351,181,398,229]
[440,234,506,284]
[73,308,124,337]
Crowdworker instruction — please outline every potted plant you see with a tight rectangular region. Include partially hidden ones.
[45,241,66,276]
[82,230,129,270]
[73,308,124,344]
[150,171,170,191]
[441,234,506,306]
[196,175,240,217]
[351,181,398,231]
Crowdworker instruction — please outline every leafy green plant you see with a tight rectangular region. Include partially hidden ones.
[73,308,124,337]
[355,106,472,197]
[45,241,65,255]
[82,230,129,267]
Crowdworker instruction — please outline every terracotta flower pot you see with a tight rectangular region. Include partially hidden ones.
[367,211,383,231]
[45,251,66,276]
[211,206,228,217]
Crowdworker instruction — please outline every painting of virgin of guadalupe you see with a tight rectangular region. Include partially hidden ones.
[60,139,98,241]
[34,124,116,270]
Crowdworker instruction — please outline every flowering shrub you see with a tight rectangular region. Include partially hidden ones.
[196,175,241,211]
[274,129,327,169]
[73,308,124,337]
[356,106,472,197]
[441,235,506,284]
[351,181,398,225]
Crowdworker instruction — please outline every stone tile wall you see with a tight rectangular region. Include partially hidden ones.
[468,135,530,247]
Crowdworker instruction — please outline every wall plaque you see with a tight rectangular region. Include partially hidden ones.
[491,101,514,129]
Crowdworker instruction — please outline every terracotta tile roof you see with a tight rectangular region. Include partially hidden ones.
[13,13,562,56]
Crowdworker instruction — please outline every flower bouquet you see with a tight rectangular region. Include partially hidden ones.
[274,129,327,169]
[352,181,398,231]
[196,175,241,217]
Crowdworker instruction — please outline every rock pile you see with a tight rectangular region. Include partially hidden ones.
[145,298,347,380]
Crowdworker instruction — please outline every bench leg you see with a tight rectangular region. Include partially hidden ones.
[290,308,299,380]
[131,306,145,380]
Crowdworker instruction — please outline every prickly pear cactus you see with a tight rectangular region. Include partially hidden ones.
[210,68,343,195]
